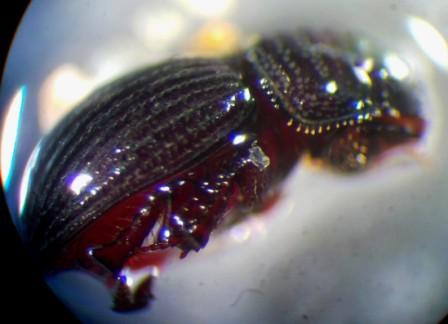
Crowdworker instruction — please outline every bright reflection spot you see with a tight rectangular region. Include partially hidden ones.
[388,107,401,118]
[230,222,251,242]
[232,134,247,145]
[325,80,338,94]
[159,185,171,193]
[356,153,367,165]
[93,57,128,85]
[125,275,134,287]
[353,66,372,86]
[408,16,448,70]
[229,217,267,243]
[384,53,410,80]
[89,187,99,195]
[1,86,26,190]
[178,0,235,17]
[243,88,251,101]
[172,214,185,227]
[361,57,375,72]
[133,9,185,49]
[39,64,94,133]
[354,100,365,110]
[68,173,93,195]
[119,266,159,293]
[19,142,41,218]
[161,227,171,240]
[188,20,240,56]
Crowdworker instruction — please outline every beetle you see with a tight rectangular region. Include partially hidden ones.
[19,30,425,311]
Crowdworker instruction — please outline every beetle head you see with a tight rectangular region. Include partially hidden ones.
[309,79,425,172]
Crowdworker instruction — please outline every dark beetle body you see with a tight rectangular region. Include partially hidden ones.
[23,59,255,262]
[20,31,424,311]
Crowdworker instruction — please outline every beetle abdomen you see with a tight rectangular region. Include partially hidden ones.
[21,58,255,258]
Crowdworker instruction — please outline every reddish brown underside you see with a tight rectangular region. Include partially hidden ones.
[53,85,309,282]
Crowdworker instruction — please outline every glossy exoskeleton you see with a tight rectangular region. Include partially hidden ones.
[19,31,425,311]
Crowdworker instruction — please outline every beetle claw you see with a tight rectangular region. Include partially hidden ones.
[113,273,154,312]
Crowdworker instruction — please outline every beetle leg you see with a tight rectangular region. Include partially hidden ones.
[71,192,170,311]
[107,139,273,310]
[312,126,372,172]
[142,139,272,257]
[146,177,235,257]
